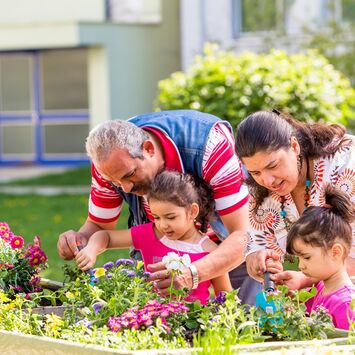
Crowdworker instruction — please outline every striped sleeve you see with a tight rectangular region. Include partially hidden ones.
[202,123,249,216]
[88,164,123,223]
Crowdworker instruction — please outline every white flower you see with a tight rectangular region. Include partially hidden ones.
[181,254,192,267]
[162,252,191,273]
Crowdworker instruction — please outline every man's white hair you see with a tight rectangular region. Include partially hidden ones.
[85,120,149,163]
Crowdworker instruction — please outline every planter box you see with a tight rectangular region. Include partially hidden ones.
[31,305,67,317]
[1,330,354,355]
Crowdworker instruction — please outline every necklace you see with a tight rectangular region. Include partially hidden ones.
[280,158,311,231]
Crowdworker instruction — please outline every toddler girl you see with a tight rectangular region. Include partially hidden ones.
[286,185,355,330]
[75,170,232,304]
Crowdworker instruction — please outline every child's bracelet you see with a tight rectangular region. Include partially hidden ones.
[188,265,199,289]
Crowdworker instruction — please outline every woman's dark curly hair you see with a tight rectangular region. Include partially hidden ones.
[147,170,215,233]
[286,185,354,257]
[235,109,350,211]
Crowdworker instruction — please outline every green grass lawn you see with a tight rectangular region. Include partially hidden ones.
[0,190,130,282]
[0,165,92,186]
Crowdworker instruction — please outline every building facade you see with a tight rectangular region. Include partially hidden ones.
[180,0,354,70]
[0,0,180,165]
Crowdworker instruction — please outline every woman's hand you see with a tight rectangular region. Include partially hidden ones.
[270,270,315,290]
[246,250,283,282]
[147,262,193,296]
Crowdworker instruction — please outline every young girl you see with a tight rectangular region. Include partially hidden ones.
[286,185,355,330]
[75,170,232,304]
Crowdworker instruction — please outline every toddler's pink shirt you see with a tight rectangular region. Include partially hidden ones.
[306,280,355,330]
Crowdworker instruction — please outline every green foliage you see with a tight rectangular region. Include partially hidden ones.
[155,44,355,128]
[59,261,158,327]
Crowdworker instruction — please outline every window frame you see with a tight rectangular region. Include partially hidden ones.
[0,49,90,165]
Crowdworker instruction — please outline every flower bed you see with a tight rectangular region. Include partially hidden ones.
[0,330,354,355]
[1,222,355,353]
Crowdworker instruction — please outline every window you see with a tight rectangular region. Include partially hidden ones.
[0,49,89,164]
[242,0,278,32]
[341,0,355,23]
[0,54,32,112]
[41,49,88,111]
[232,0,291,36]
[324,0,355,25]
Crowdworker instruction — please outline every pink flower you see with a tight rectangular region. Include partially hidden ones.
[0,222,10,232]
[0,231,14,242]
[10,235,24,249]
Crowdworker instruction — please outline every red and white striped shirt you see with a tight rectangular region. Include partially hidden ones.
[88,123,248,225]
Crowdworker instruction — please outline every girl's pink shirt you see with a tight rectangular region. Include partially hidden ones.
[306,280,355,330]
[131,222,211,305]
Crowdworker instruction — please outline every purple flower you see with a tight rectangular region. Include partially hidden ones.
[143,271,151,278]
[120,269,135,277]
[103,261,114,270]
[76,318,94,328]
[88,269,96,277]
[11,285,23,292]
[106,273,113,279]
[214,291,227,305]
[92,302,104,314]
[115,258,134,267]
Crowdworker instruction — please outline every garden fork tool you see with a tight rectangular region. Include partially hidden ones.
[256,272,283,327]
[256,272,277,314]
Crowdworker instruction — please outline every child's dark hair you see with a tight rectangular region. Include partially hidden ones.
[286,185,354,257]
[147,170,215,233]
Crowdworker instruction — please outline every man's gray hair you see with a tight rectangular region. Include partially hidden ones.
[85,120,149,163]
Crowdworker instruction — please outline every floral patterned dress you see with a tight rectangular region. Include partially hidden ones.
[245,134,355,259]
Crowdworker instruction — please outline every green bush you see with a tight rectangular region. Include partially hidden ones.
[155,44,355,128]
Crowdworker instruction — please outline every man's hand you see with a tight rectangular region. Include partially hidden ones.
[246,249,283,282]
[147,262,193,296]
[57,230,86,260]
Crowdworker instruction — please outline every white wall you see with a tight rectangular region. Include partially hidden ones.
[0,0,105,24]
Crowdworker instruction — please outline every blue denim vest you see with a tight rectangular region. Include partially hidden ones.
[117,110,233,241]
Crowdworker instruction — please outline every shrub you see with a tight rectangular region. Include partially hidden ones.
[155,44,355,128]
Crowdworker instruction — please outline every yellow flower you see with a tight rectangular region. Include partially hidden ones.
[3,303,15,311]
[65,291,75,300]
[136,260,144,271]
[94,267,106,278]
[46,314,64,329]
[0,292,11,303]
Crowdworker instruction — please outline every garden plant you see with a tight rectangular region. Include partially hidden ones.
[1,222,354,353]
